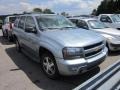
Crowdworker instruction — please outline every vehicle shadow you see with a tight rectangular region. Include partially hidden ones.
[0,36,14,45]
[108,51,120,56]
[5,47,100,90]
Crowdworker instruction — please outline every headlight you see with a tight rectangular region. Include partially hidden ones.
[62,47,83,60]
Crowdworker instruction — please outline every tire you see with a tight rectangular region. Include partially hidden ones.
[15,38,21,52]
[41,53,59,79]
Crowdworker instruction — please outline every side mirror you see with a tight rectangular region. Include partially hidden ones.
[25,26,37,34]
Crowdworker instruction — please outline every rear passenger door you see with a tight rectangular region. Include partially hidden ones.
[17,16,26,46]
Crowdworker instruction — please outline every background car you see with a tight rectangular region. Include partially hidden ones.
[69,17,120,51]
[2,16,16,41]
[98,14,120,30]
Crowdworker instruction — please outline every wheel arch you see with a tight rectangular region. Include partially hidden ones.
[39,46,55,60]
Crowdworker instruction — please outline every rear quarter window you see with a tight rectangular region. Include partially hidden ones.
[18,16,26,29]
[9,17,16,23]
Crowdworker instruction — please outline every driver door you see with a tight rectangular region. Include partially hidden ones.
[24,16,39,59]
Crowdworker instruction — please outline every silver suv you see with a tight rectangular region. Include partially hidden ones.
[13,14,108,79]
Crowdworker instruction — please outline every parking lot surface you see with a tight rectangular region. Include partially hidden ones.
[0,30,119,90]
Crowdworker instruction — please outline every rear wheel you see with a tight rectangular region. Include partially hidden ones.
[41,53,59,79]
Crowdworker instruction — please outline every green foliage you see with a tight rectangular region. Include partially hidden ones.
[61,12,69,16]
[91,9,97,15]
[33,8,42,13]
[33,8,54,14]
[96,0,120,15]
[43,8,54,14]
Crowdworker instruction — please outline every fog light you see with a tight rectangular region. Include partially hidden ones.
[71,67,78,71]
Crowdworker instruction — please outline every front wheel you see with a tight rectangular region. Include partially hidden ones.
[41,53,59,79]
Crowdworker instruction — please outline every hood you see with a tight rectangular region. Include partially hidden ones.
[95,28,120,36]
[43,28,104,47]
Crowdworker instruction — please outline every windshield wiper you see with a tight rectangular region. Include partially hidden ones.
[61,26,77,29]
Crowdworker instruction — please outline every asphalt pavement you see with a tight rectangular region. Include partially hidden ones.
[0,30,119,90]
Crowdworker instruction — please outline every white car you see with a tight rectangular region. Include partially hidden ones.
[2,16,16,41]
[69,17,120,51]
[98,14,120,30]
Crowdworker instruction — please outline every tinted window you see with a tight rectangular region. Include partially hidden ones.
[77,20,89,29]
[100,15,112,23]
[70,19,78,24]
[18,16,26,29]
[9,17,16,23]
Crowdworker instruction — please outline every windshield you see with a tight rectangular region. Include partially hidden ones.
[36,15,76,30]
[111,15,120,22]
[88,20,108,29]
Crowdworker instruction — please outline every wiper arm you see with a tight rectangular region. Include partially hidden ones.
[46,27,60,29]
[62,26,77,29]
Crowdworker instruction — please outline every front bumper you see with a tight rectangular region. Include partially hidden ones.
[56,47,108,75]
[108,40,120,51]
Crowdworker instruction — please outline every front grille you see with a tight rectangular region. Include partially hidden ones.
[84,42,103,50]
[84,41,104,59]
[85,49,102,58]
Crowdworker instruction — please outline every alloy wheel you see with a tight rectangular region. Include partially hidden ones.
[42,56,55,75]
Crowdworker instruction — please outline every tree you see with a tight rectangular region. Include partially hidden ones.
[96,0,108,15]
[96,0,120,15]
[33,8,42,13]
[61,12,69,17]
[91,9,97,15]
[43,9,54,14]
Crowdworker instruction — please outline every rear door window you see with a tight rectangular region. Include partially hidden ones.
[18,16,26,30]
